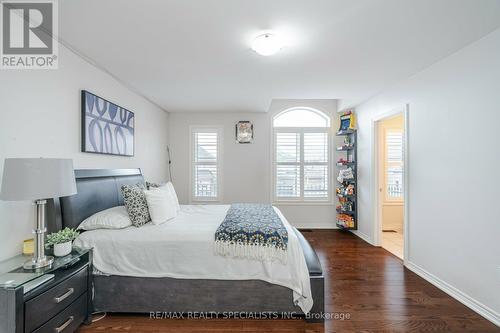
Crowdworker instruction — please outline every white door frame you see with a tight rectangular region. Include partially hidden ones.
[371,104,409,264]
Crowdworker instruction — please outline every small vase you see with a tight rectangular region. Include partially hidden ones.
[54,241,72,257]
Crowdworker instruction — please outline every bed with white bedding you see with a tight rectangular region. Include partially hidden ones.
[48,169,324,321]
[74,204,313,313]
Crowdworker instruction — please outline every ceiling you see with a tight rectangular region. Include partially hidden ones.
[59,0,500,112]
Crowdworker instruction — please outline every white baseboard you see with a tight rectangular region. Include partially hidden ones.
[406,261,500,327]
[351,230,375,245]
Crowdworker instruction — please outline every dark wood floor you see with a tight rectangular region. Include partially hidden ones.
[78,230,498,333]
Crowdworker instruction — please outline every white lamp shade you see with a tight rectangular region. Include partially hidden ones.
[0,158,77,201]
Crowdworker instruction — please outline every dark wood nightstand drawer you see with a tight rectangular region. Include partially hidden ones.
[25,266,88,332]
[31,293,87,333]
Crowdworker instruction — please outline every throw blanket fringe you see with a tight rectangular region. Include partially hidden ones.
[214,203,288,263]
[215,240,287,263]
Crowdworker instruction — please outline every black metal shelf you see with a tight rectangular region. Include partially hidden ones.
[336,223,356,230]
[335,129,358,230]
[336,129,356,136]
[336,162,355,167]
[336,208,356,215]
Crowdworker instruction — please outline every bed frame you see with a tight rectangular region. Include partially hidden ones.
[47,169,324,322]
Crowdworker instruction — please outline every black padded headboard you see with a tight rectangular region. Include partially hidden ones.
[47,168,144,232]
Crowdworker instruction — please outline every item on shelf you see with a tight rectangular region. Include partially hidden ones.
[336,143,353,151]
[336,184,355,196]
[338,110,356,132]
[336,201,354,212]
[337,168,354,183]
[346,184,355,195]
[336,214,355,228]
[337,156,354,164]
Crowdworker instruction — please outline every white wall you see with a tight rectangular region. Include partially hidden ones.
[0,44,169,261]
[353,28,500,322]
[168,99,338,228]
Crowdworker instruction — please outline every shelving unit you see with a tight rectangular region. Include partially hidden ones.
[335,129,358,230]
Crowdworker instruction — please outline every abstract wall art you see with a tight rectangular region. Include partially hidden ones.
[81,90,135,156]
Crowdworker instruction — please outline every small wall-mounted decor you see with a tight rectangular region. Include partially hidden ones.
[235,121,254,143]
[81,90,135,156]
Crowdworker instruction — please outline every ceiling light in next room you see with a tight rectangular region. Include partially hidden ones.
[251,33,285,56]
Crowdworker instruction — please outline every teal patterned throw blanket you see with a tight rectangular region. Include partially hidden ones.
[214,204,288,263]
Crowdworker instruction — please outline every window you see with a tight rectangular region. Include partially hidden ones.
[273,108,331,202]
[191,127,222,201]
[385,130,404,201]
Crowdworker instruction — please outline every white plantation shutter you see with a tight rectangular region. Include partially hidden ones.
[385,131,404,200]
[304,133,328,163]
[273,110,330,201]
[275,133,301,197]
[304,133,328,198]
[276,133,300,163]
[304,165,328,198]
[192,129,220,200]
[276,165,301,197]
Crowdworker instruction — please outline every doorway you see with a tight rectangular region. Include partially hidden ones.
[376,111,406,260]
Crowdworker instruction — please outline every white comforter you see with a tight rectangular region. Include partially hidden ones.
[73,205,313,313]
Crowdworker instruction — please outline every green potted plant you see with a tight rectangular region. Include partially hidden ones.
[46,228,79,257]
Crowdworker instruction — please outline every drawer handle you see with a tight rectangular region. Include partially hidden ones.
[54,316,74,333]
[54,288,74,303]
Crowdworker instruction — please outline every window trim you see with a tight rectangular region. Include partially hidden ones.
[271,108,332,204]
[189,125,223,203]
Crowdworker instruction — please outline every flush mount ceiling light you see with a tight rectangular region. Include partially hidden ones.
[251,33,284,56]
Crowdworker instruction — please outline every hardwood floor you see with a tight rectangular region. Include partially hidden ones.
[78,230,498,333]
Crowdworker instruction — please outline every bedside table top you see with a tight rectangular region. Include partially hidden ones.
[0,247,89,289]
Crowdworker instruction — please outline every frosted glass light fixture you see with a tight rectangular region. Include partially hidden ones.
[251,33,284,56]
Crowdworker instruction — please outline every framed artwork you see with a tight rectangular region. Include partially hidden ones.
[81,90,135,156]
[235,121,254,144]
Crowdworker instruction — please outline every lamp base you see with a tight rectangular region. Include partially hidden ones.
[23,255,54,269]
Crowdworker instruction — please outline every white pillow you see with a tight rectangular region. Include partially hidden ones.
[144,188,177,224]
[165,182,181,212]
[78,206,132,230]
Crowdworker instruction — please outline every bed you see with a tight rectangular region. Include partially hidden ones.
[47,169,324,322]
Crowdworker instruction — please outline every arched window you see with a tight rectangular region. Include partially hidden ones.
[273,108,330,128]
[272,108,331,201]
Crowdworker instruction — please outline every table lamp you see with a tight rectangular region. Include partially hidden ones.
[0,158,77,269]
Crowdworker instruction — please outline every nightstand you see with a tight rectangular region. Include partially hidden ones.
[0,248,92,333]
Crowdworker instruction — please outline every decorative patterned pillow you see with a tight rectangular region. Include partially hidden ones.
[121,184,151,227]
